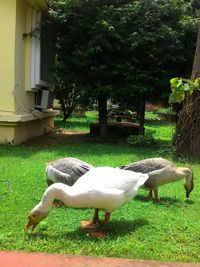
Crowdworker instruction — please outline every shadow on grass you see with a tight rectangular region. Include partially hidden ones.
[0,131,157,160]
[27,218,149,241]
[135,195,195,206]
[98,218,149,239]
[145,120,175,126]
[55,114,97,130]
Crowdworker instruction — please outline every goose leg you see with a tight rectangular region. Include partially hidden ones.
[81,208,100,229]
[89,212,111,239]
[153,188,159,202]
[148,190,153,200]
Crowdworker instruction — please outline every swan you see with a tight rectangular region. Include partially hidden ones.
[120,158,194,201]
[25,167,148,239]
[46,157,94,186]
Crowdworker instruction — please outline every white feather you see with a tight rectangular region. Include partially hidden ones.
[39,167,149,213]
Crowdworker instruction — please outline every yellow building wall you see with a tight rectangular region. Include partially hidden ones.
[14,0,49,113]
[24,5,32,92]
[26,0,47,10]
[0,0,44,114]
[14,0,35,113]
[0,113,55,145]
[0,125,15,144]
[14,114,55,144]
[0,0,57,144]
[0,0,16,113]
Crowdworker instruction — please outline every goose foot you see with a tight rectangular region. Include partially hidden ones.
[89,231,106,239]
[80,220,99,229]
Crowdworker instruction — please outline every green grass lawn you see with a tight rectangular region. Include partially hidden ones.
[0,113,200,263]
[55,111,98,132]
[146,122,175,142]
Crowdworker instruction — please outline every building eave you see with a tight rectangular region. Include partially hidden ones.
[45,0,53,7]
[25,0,49,10]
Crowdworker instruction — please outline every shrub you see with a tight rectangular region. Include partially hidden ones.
[156,107,176,115]
[127,130,158,147]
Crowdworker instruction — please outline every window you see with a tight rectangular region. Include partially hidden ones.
[30,9,41,89]
[30,10,54,90]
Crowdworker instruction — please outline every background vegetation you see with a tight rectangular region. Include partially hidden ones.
[49,0,197,136]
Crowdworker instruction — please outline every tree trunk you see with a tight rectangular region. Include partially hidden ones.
[59,98,75,122]
[173,24,200,157]
[138,100,145,135]
[98,95,108,137]
[191,24,200,81]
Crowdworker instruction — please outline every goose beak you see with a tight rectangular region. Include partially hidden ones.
[24,216,38,232]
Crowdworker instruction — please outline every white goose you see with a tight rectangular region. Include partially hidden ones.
[25,167,148,239]
[120,158,194,201]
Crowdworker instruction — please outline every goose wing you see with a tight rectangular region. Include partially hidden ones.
[70,167,148,211]
[120,158,175,173]
[46,157,93,185]
[73,167,148,195]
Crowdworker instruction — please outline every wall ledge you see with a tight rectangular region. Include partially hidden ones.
[0,109,58,124]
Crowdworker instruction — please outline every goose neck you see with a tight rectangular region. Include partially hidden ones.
[40,183,73,211]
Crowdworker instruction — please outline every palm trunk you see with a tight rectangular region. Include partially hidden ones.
[191,24,200,81]
[173,23,200,156]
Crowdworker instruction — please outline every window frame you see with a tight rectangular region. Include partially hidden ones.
[30,9,53,90]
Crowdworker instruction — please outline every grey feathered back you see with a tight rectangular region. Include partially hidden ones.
[46,157,94,186]
[120,158,175,173]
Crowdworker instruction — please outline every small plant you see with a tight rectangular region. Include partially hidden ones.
[127,130,158,147]
[169,77,200,104]
[152,107,160,114]
[157,108,176,115]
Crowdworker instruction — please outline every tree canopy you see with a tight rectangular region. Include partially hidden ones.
[49,0,197,136]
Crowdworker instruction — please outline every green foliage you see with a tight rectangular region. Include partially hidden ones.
[55,111,98,131]
[50,0,197,116]
[191,0,200,10]
[156,107,176,115]
[169,77,200,103]
[127,130,158,147]
[145,111,160,120]
[110,0,197,109]
[150,107,176,115]
[54,80,87,121]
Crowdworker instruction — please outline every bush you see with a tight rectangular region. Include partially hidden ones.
[152,107,160,114]
[156,108,176,115]
[127,130,158,147]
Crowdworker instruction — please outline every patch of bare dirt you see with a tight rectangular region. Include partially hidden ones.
[22,130,92,148]
[23,122,136,148]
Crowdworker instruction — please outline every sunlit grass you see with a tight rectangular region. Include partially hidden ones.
[145,111,159,120]
[145,122,175,142]
[0,113,199,263]
[54,111,98,132]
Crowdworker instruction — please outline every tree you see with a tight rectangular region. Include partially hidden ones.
[111,0,197,134]
[55,81,86,122]
[170,0,200,157]
[54,61,92,122]
[50,0,196,137]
